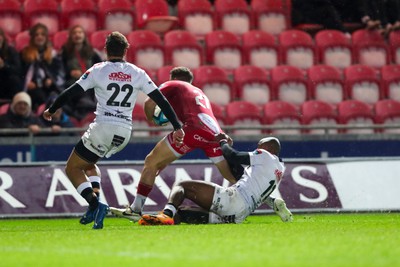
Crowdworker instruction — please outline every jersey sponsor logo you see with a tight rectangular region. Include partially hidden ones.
[109,72,132,82]
[104,111,131,121]
[81,71,90,80]
[193,134,208,143]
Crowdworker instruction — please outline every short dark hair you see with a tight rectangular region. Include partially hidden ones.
[106,32,129,57]
[170,67,194,83]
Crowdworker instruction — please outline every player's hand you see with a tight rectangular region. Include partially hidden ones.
[173,128,185,147]
[43,109,54,121]
[215,133,230,144]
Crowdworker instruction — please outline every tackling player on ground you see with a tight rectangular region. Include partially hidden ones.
[139,134,293,225]
[43,32,184,229]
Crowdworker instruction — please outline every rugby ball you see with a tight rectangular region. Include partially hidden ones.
[153,105,169,126]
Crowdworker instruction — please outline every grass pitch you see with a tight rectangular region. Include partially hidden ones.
[0,213,399,267]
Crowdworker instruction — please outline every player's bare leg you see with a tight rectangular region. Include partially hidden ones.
[110,139,178,221]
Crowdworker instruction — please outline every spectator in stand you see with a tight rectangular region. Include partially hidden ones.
[60,25,102,120]
[292,0,350,33]
[39,95,76,136]
[0,92,43,135]
[20,23,65,112]
[0,28,23,103]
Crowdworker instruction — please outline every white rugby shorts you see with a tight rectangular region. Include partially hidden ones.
[81,122,131,158]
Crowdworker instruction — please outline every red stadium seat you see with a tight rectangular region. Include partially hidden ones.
[90,30,112,60]
[60,0,98,35]
[156,65,174,86]
[315,30,352,69]
[14,30,30,51]
[263,100,301,135]
[177,0,214,40]
[98,0,134,35]
[52,30,69,51]
[132,103,151,137]
[271,65,308,106]
[126,30,165,72]
[0,0,23,38]
[23,0,60,36]
[164,30,203,69]
[307,65,344,106]
[352,29,390,68]
[135,0,178,34]
[389,30,400,64]
[344,65,382,105]
[233,65,271,106]
[210,101,226,126]
[0,103,10,115]
[301,100,338,134]
[214,0,252,36]
[205,30,243,73]
[225,101,263,135]
[381,64,400,102]
[193,65,234,106]
[242,30,279,70]
[251,0,292,35]
[337,100,375,134]
[374,99,400,133]
[279,29,316,69]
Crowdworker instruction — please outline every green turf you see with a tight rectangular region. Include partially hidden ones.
[0,213,399,267]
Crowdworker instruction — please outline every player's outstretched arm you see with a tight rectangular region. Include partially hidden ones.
[215,133,250,166]
[43,83,85,120]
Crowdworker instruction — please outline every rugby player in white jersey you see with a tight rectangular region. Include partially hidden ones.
[138,134,293,225]
[43,32,184,229]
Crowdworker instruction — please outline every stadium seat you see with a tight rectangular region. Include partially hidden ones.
[163,30,203,69]
[233,65,271,106]
[97,0,135,35]
[52,30,69,51]
[271,65,308,106]
[381,64,400,102]
[14,30,30,51]
[0,103,10,115]
[344,65,382,105]
[177,0,214,40]
[374,99,400,133]
[60,0,98,35]
[193,65,234,106]
[278,29,316,69]
[315,30,352,69]
[23,0,60,36]
[352,29,390,68]
[389,30,400,64]
[225,101,263,135]
[214,0,252,36]
[135,0,178,35]
[242,30,279,70]
[307,65,344,106]
[132,103,151,137]
[251,0,292,35]
[0,0,23,38]
[210,101,226,126]
[156,65,174,86]
[263,100,301,135]
[126,30,165,72]
[337,100,375,134]
[205,30,243,73]
[90,30,112,60]
[301,100,338,134]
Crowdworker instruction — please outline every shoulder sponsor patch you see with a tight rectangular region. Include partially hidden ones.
[81,71,90,80]
[253,149,263,155]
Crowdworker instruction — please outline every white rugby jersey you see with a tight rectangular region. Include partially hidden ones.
[234,149,285,213]
[76,61,158,129]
